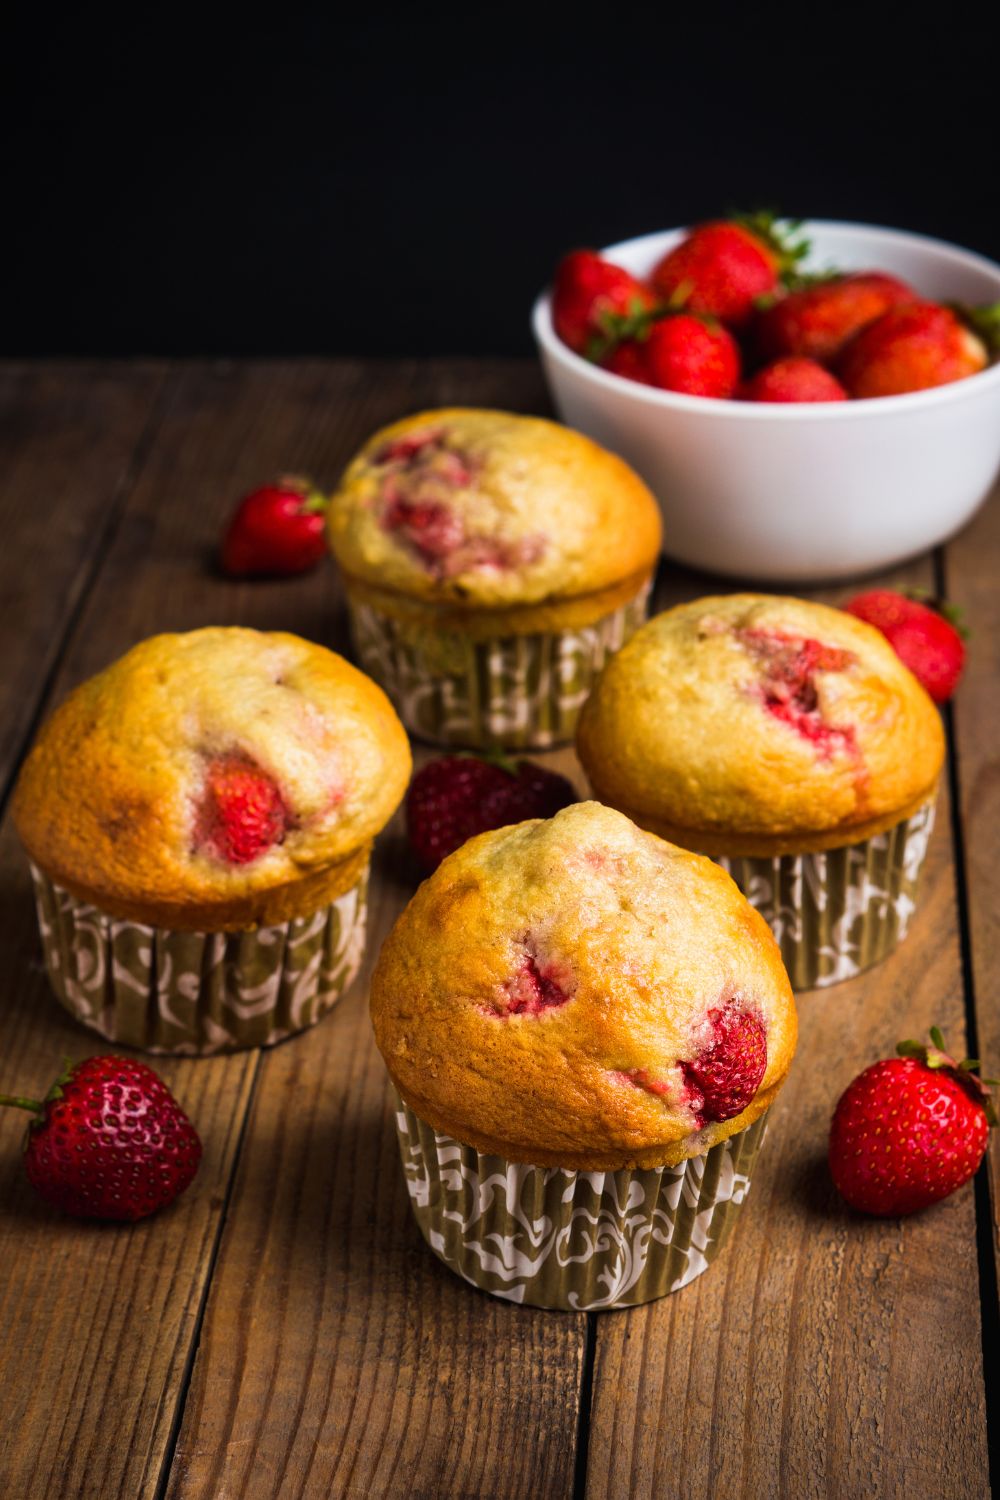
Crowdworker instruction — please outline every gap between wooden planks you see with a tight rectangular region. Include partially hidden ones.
[0,361,995,1500]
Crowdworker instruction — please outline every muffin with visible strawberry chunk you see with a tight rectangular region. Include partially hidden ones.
[327,408,662,749]
[372,801,796,1310]
[576,594,945,990]
[12,628,411,1053]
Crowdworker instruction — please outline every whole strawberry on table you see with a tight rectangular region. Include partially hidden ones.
[550,212,999,402]
[843,588,967,702]
[829,1030,994,1216]
[0,1056,202,1221]
[220,475,329,577]
[407,753,577,873]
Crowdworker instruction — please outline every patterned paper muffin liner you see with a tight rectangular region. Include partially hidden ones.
[29,861,369,1055]
[346,583,652,749]
[394,1092,767,1311]
[715,801,935,991]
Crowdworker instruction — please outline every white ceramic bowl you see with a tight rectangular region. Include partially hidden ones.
[532,221,1000,582]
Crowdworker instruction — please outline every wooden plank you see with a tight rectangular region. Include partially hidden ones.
[0,361,167,789]
[942,483,1000,1284]
[584,558,991,1500]
[0,359,413,1499]
[165,359,589,1500]
[2,359,587,1500]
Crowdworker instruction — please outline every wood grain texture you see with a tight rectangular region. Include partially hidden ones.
[0,361,167,789]
[943,484,1000,1282]
[0,362,994,1500]
[583,559,991,1500]
[165,360,588,1500]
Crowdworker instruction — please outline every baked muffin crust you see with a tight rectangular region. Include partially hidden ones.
[328,408,662,612]
[371,802,796,1169]
[576,594,945,855]
[13,628,411,929]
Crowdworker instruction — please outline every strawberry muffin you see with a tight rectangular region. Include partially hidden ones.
[13,628,410,1053]
[327,408,662,748]
[577,594,945,989]
[371,801,797,1310]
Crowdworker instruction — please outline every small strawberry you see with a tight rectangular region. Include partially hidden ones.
[843,589,966,702]
[641,313,741,398]
[828,1030,995,1216]
[220,475,329,577]
[741,357,848,403]
[199,756,288,864]
[406,754,577,873]
[551,250,657,356]
[752,272,914,364]
[600,338,655,385]
[836,302,988,398]
[681,1003,768,1124]
[1,1056,202,1221]
[650,213,810,330]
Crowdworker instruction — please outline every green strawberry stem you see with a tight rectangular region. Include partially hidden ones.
[732,208,812,284]
[897,1030,998,1126]
[277,474,328,514]
[0,1092,44,1114]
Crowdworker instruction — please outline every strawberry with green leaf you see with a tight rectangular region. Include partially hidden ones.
[649,212,811,330]
[829,1030,995,1216]
[1,1056,202,1221]
[551,250,657,357]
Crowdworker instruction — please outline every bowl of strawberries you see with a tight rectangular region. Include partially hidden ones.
[532,217,1000,581]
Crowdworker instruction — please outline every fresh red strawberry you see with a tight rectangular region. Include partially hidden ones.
[551,250,657,356]
[843,589,966,702]
[600,338,655,385]
[650,213,809,330]
[220,476,329,577]
[741,357,848,403]
[1,1056,202,1221]
[199,756,288,864]
[681,1003,767,1124]
[406,754,577,873]
[641,314,741,398]
[828,1030,995,1216]
[836,302,987,398]
[753,272,913,364]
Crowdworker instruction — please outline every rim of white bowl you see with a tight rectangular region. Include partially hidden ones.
[531,219,1000,420]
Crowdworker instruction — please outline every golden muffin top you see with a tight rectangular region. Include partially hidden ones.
[327,408,662,609]
[576,594,945,856]
[13,628,411,927]
[371,802,796,1170]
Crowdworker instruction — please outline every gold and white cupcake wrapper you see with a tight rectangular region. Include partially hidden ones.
[716,802,935,991]
[347,584,651,750]
[394,1093,767,1311]
[29,861,369,1055]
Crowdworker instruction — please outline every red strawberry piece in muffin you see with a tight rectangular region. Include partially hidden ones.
[375,426,545,577]
[752,272,914,364]
[740,629,856,755]
[740,357,848,403]
[198,756,289,864]
[497,949,573,1017]
[680,1002,768,1125]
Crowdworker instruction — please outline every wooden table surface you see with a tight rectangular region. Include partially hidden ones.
[0,360,997,1500]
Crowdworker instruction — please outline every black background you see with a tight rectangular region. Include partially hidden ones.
[6,8,998,357]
